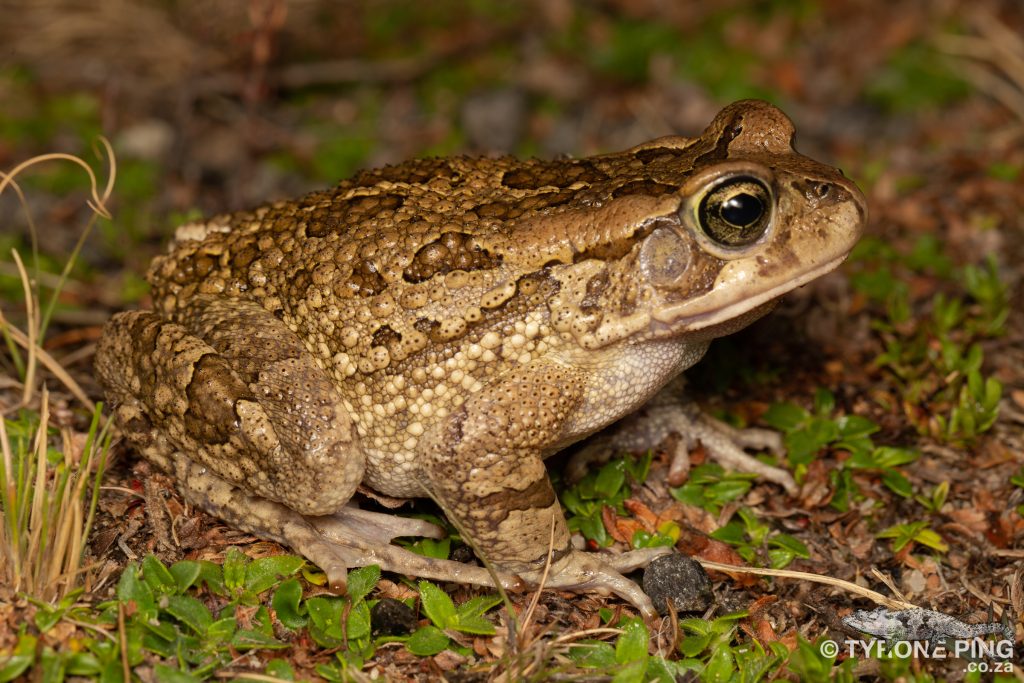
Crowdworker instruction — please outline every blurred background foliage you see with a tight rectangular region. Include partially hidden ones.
[1,0,1017,307]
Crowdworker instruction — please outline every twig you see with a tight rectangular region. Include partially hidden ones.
[696,559,917,610]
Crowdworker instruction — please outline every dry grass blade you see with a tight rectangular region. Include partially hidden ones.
[0,387,111,601]
[696,559,917,610]
[934,11,1024,122]
[0,308,97,415]
[0,141,116,603]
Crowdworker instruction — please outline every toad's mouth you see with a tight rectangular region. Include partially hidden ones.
[650,254,848,331]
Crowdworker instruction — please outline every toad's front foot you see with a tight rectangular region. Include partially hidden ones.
[567,390,796,495]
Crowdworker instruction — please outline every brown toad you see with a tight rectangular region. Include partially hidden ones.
[96,100,866,619]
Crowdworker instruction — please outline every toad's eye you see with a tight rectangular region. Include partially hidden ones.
[697,177,772,247]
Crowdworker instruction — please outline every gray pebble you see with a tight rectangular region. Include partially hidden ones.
[643,554,713,615]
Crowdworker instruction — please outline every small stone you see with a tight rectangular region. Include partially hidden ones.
[370,597,417,636]
[642,554,713,615]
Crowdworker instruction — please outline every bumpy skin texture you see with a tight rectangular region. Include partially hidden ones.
[96,100,866,620]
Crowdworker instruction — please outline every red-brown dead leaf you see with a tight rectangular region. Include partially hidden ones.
[674,503,718,535]
[776,630,800,653]
[828,517,875,560]
[987,512,1021,548]
[376,579,419,601]
[946,506,990,534]
[691,541,759,588]
[753,616,778,644]
[433,649,467,671]
[601,505,632,544]
[799,459,834,508]
[747,595,779,618]
[623,498,658,528]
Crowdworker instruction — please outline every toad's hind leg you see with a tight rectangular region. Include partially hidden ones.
[95,300,364,516]
[175,457,531,593]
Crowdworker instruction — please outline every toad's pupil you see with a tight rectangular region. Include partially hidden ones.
[721,193,763,227]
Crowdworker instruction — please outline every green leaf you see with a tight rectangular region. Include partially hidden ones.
[768,534,809,558]
[117,564,156,615]
[418,581,456,629]
[245,555,304,594]
[65,652,101,676]
[223,547,248,592]
[140,616,176,643]
[408,537,450,559]
[195,561,227,596]
[33,604,64,633]
[141,555,177,595]
[207,617,237,643]
[164,595,213,635]
[705,479,754,503]
[455,594,502,619]
[595,460,626,499]
[872,446,919,468]
[767,548,796,568]
[231,629,287,651]
[836,414,878,439]
[882,469,914,498]
[614,619,649,665]
[154,664,202,683]
[709,522,746,545]
[785,417,839,465]
[451,615,495,635]
[678,633,711,657]
[0,634,36,682]
[762,402,807,431]
[406,625,450,656]
[306,596,345,648]
[647,656,685,683]
[703,644,736,681]
[347,565,381,604]
[813,388,836,416]
[612,658,647,683]
[0,654,33,683]
[271,578,308,629]
[574,513,609,546]
[911,527,949,552]
[569,641,618,668]
[346,600,372,641]
[168,561,202,594]
[264,660,295,680]
[38,648,66,683]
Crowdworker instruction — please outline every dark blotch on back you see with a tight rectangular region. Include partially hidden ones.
[612,179,678,198]
[371,324,402,349]
[634,147,687,165]
[403,232,502,284]
[694,116,743,166]
[474,189,575,220]
[413,317,443,341]
[306,193,406,238]
[501,160,608,190]
[338,260,386,297]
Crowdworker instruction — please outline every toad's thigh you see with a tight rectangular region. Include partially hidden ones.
[96,303,363,515]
